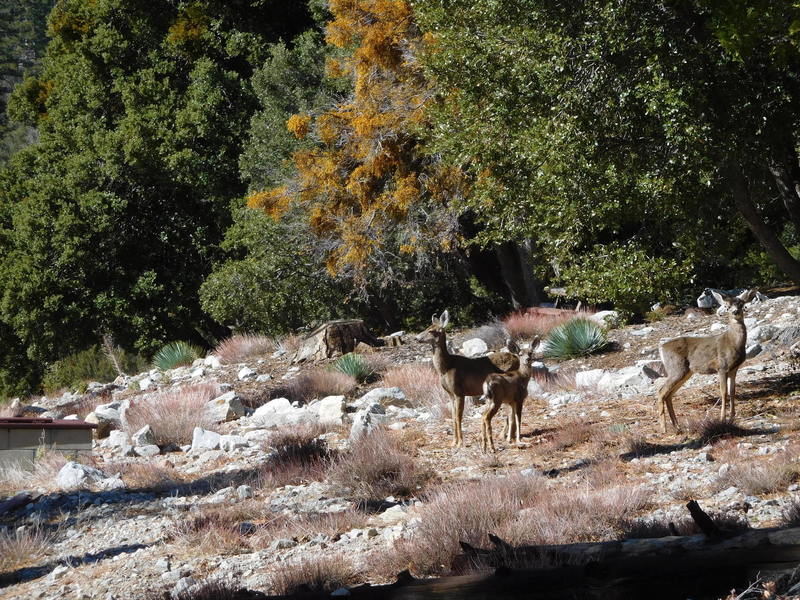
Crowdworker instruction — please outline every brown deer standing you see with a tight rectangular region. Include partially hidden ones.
[657,289,755,432]
[416,310,519,448]
[481,345,537,452]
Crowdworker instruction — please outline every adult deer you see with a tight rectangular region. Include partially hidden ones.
[657,289,756,432]
[416,310,519,448]
[481,346,536,452]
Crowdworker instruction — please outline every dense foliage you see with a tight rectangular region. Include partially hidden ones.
[3,0,800,396]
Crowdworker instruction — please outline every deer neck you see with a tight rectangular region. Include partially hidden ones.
[725,314,747,347]
[431,333,452,373]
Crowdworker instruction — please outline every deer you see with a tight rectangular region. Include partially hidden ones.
[657,288,756,433]
[480,344,537,452]
[416,310,520,448]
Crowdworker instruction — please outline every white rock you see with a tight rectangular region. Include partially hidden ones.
[356,387,407,408]
[132,424,156,447]
[237,366,257,380]
[590,310,620,327]
[56,462,108,489]
[709,322,726,332]
[350,403,386,440]
[236,485,253,500]
[629,326,654,337]
[205,391,246,423]
[138,377,155,391]
[172,577,198,597]
[219,434,248,452]
[203,355,222,369]
[191,427,221,452]
[134,444,161,457]
[745,343,762,359]
[316,395,347,425]
[575,369,607,388]
[251,397,312,428]
[376,504,407,525]
[190,367,205,378]
[748,325,778,343]
[255,374,272,383]
[461,338,489,357]
[104,429,131,449]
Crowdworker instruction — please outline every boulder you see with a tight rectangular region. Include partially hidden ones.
[598,364,660,392]
[84,412,111,439]
[132,424,156,447]
[461,338,489,357]
[774,325,800,347]
[204,354,222,369]
[138,377,155,391]
[349,403,386,440]
[56,462,108,490]
[316,395,347,425]
[191,427,221,452]
[355,387,407,408]
[237,366,257,380]
[745,343,763,359]
[251,397,312,428]
[103,429,131,449]
[219,434,249,452]
[590,310,620,328]
[575,369,607,388]
[747,325,778,344]
[205,391,246,423]
[134,444,161,457]
[94,402,122,428]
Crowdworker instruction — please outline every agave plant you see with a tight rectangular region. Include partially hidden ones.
[331,353,374,383]
[153,341,201,371]
[542,318,609,359]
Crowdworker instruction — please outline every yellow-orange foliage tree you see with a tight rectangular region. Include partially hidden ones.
[248,0,465,281]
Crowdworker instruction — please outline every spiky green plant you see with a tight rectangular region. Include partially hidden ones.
[153,341,201,371]
[331,353,374,383]
[542,318,609,359]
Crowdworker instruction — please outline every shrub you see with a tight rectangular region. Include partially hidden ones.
[331,353,374,383]
[0,526,52,572]
[124,382,220,446]
[279,369,356,404]
[153,341,202,371]
[381,363,450,418]
[719,458,794,496]
[327,429,429,504]
[503,310,576,342]
[104,460,183,491]
[545,418,594,451]
[269,554,359,595]
[542,318,609,359]
[214,334,274,364]
[0,449,72,496]
[42,345,148,394]
[256,425,331,489]
[383,475,650,576]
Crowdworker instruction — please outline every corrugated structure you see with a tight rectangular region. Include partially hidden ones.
[0,418,96,468]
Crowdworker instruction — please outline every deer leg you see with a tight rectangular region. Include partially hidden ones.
[719,370,729,421]
[506,406,516,443]
[728,368,738,420]
[514,401,523,445]
[482,402,501,453]
[452,394,465,448]
[658,372,691,433]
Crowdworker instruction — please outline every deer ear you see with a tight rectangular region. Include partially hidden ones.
[737,288,756,303]
[440,310,450,328]
[431,313,438,325]
[710,290,728,307]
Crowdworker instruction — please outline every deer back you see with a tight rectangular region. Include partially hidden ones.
[441,354,505,397]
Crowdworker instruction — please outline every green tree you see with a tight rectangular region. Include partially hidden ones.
[415,0,800,310]
[0,0,315,395]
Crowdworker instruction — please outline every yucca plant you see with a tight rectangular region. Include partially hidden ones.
[331,353,374,383]
[542,318,609,359]
[153,341,201,371]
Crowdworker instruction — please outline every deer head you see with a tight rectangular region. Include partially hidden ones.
[416,310,449,346]
[711,289,755,320]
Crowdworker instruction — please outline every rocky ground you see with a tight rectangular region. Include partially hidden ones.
[1,293,800,600]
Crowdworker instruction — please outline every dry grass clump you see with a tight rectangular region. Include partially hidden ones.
[0,526,53,572]
[689,417,753,444]
[378,474,650,576]
[276,333,302,356]
[104,460,183,491]
[718,457,796,496]
[171,501,267,555]
[502,310,576,342]
[256,425,332,489]
[381,363,450,417]
[281,369,357,404]
[328,429,429,504]
[544,418,594,451]
[0,450,72,496]
[622,511,749,538]
[269,554,359,595]
[214,334,274,364]
[0,398,23,418]
[124,382,220,446]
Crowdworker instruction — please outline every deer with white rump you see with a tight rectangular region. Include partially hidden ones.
[416,310,520,448]
[480,342,538,452]
[657,288,756,432]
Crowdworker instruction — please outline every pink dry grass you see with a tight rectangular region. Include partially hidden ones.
[381,363,451,418]
[124,382,220,446]
[269,553,360,595]
[379,474,650,577]
[0,526,53,572]
[214,334,274,364]
[503,310,576,341]
[282,369,356,404]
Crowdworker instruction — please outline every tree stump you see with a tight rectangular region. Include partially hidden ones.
[293,320,384,363]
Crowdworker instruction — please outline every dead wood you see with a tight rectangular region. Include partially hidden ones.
[292,320,384,362]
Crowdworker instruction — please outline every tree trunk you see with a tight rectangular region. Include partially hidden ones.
[292,319,384,363]
[495,242,544,309]
[767,144,800,234]
[727,161,800,284]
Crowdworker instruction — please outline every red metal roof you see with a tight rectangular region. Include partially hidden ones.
[0,417,97,429]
